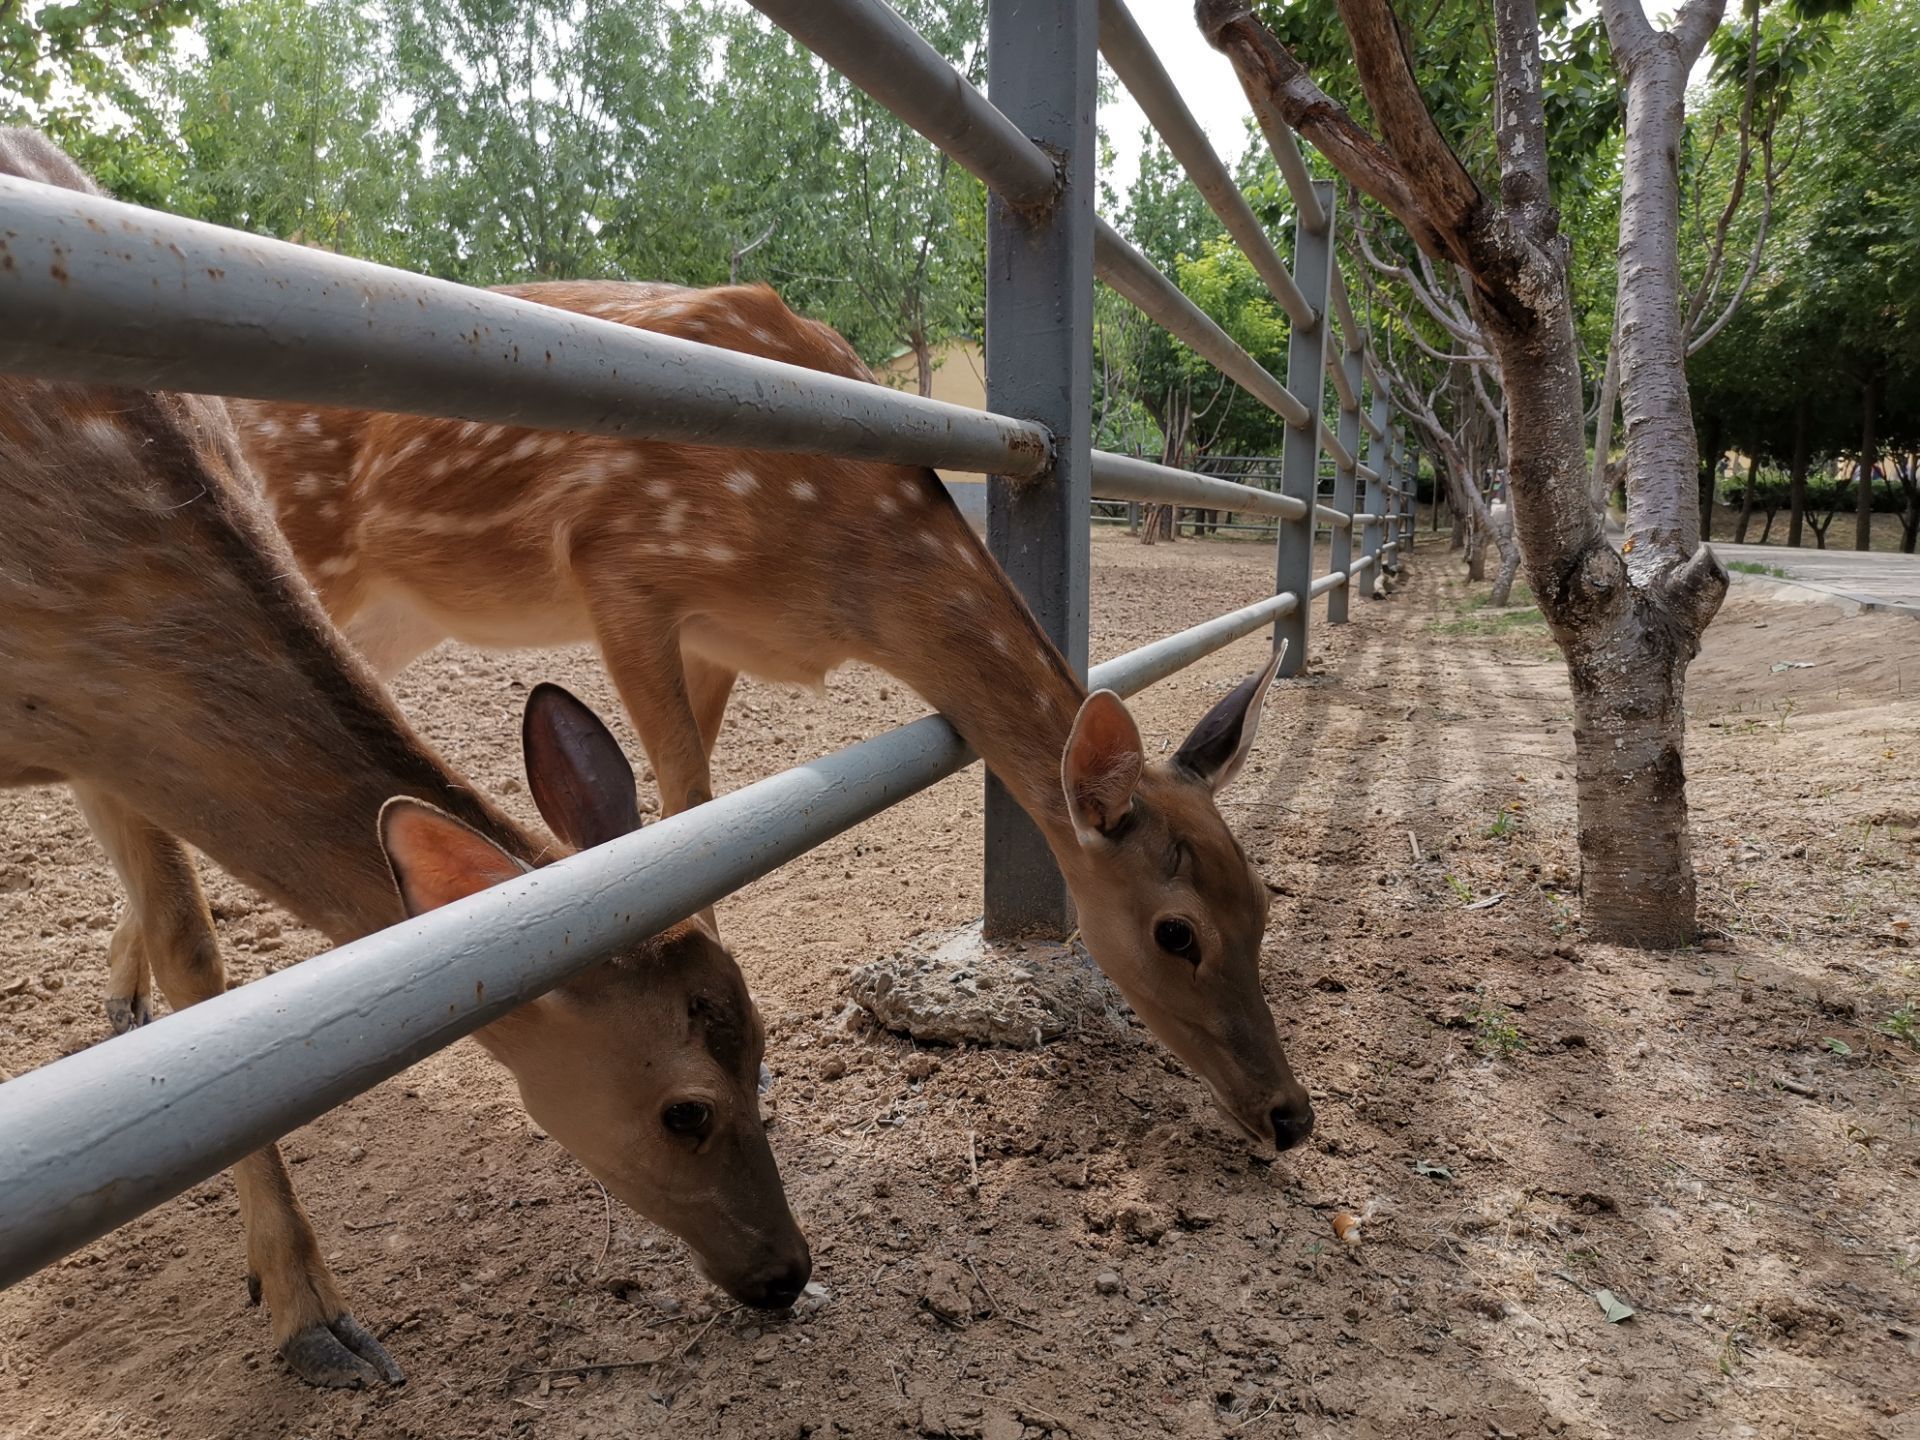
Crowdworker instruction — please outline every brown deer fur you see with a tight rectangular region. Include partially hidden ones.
[232,279,1315,1151]
[0,130,806,1390]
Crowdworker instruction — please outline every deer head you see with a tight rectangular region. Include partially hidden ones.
[1056,645,1314,1151]
[380,685,810,1309]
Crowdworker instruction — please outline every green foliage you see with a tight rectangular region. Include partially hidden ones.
[1463,994,1527,1058]
[1692,0,1920,474]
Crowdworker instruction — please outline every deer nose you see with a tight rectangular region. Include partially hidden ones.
[1270,1099,1316,1152]
[737,1254,812,1311]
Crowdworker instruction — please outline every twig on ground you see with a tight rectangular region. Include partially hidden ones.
[966,1129,980,1196]
[1407,829,1423,863]
[342,1218,396,1232]
[594,1181,612,1273]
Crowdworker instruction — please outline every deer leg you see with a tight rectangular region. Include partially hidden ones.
[588,611,714,819]
[684,651,738,762]
[587,605,722,930]
[71,784,404,1390]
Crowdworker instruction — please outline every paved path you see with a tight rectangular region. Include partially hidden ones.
[1715,542,1920,618]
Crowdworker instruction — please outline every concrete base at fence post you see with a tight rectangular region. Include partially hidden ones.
[848,923,1128,1048]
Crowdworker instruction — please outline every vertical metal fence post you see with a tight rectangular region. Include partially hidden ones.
[1361,386,1388,599]
[983,0,1095,939]
[1326,345,1362,626]
[1406,447,1420,549]
[1274,180,1335,674]
[1387,431,1406,565]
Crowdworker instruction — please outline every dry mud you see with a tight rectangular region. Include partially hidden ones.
[1,534,1915,1439]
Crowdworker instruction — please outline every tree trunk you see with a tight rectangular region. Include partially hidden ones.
[1506,11,1724,948]
[1697,413,1721,541]
[1467,524,1487,580]
[1734,451,1757,543]
[1897,454,1918,553]
[1785,395,1809,548]
[1489,505,1522,605]
[1199,0,1725,949]
[1589,339,1620,520]
[1855,374,1878,551]
[912,329,934,399]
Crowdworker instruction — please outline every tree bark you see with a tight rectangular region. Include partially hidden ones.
[1786,395,1809,548]
[1589,338,1620,521]
[1697,413,1721,541]
[1202,0,1728,948]
[1855,374,1878,551]
[1734,451,1757,544]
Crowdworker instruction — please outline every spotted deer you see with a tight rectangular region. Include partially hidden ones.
[0,130,808,1389]
[232,279,1316,1152]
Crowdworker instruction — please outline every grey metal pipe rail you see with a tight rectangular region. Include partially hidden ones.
[1309,571,1345,598]
[1314,503,1352,529]
[1329,266,1365,356]
[0,588,1296,1286]
[748,0,1058,212]
[0,178,1053,478]
[1091,450,1308,519]
[1096,0,1313,329]
[1094,220,1309,430]
[1324,342,1358,412]
[1318,416,1355,473]
[1243,89,1326,237]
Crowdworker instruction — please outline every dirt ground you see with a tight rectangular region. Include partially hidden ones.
[1,533,1915,1440]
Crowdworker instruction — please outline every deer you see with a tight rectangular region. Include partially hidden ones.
[228,277,1319,1154]
[0,129,809,1390]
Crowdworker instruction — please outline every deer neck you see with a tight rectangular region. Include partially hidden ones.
[845,518,1088,859]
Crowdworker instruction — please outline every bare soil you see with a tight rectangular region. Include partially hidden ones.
[2,533,1915,1440]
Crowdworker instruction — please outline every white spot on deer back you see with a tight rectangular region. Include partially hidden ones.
[725,468,758,496]
[703,543,736,565]
[78,417,125,453]
[791,480,817,502]
[297,415,321,437]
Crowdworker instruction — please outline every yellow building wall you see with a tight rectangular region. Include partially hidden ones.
[880,340,988,529]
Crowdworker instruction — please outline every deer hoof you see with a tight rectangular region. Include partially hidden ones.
[280,1313,406,1389]
[104,994,151,1034]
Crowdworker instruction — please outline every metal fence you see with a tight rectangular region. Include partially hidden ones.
[0,0,1411,1284]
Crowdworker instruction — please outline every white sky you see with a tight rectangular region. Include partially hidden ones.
[1096,7,1255,203]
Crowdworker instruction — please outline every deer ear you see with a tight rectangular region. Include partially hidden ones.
[522,683,641,851]
[1061,689,1144,843]
[1174,641,1285,794]
[380,798,528,917]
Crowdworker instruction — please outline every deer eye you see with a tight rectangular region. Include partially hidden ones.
[1153,918,1198,961]
[662,1101,712,1137]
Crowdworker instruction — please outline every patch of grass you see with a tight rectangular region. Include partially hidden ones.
[1485,808,1519,840]
[1727,559,1790,579]
[1464,993,1527,1059]
[1434,605,1547,637]
[1467,583,1536,610]
[1874,1002,1919,1051]
[1445,873,1475,903]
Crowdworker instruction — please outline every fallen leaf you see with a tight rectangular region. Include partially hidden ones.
[1465,893,1507,911]
[1413,1160,1454,1181]
[1770,660,1816,672]
[1593,1288,1636,1323]
[1821,1037,1853,1057]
